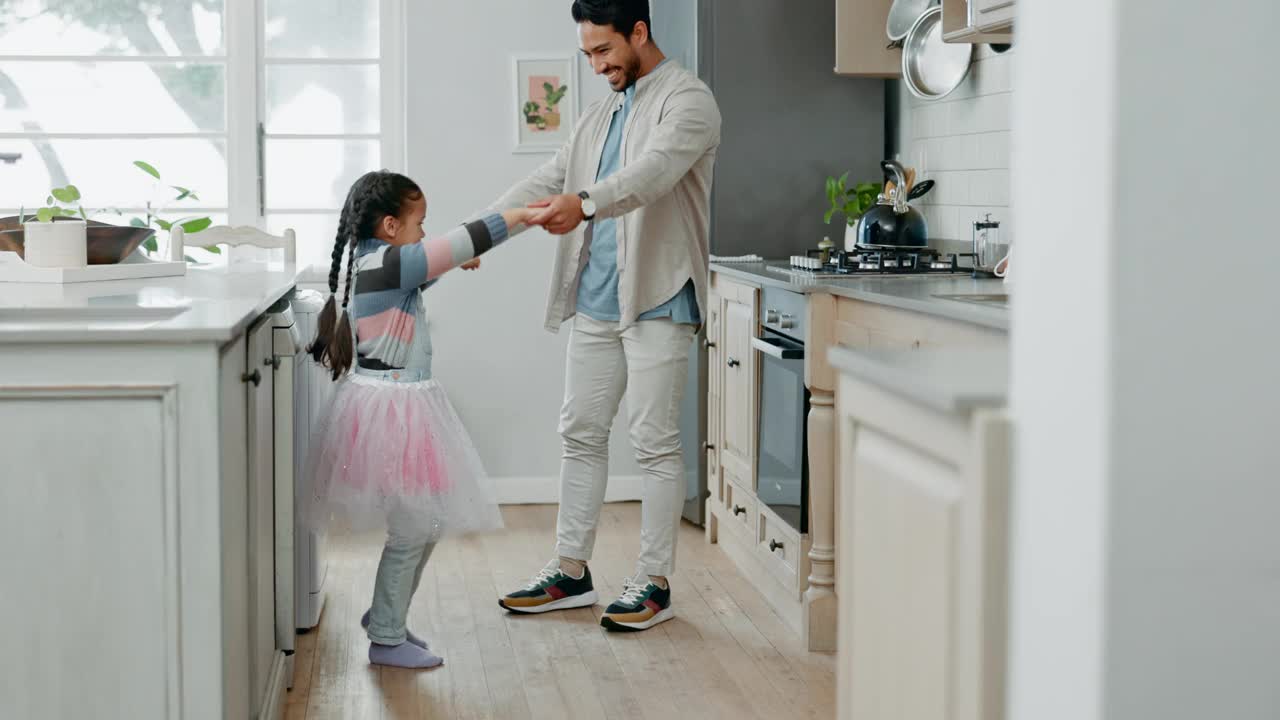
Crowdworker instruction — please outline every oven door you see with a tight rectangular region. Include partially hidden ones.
[752,332,809,534]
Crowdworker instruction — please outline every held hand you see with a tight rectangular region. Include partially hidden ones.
[527,194,585,235]
[500,206,541,231]
[461,258,481,271]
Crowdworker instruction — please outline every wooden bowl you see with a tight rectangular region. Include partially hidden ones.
[0,216,157,265]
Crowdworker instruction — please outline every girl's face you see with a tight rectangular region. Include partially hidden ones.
[377,194,427,246]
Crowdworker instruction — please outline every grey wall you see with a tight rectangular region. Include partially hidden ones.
[700,0,884,257]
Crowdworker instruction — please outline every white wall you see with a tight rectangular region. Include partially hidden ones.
[1009,0,1280,718]
[406,0,642,494]
[893,45,1014,244]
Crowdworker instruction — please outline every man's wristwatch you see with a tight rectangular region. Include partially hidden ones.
[578,191,597,221]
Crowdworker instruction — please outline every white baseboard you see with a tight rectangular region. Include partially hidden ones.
[485,475,646,505]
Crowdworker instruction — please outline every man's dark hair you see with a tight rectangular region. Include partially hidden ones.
[571,0,654,42]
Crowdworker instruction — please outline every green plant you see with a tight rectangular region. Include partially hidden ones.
[128,160,213,255]
[542,82,568,112]
[522,100,542,123]
[824,173,879,227]
[27,185,86,222]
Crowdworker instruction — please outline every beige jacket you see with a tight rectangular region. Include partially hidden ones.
[485,60,721,331]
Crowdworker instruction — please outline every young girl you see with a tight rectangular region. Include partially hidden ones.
[305,170,537,669]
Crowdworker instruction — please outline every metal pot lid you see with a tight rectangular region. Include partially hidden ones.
[902,6,973,101]
[886,0,938,42]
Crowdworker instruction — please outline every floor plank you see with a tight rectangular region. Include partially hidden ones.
[285,503,835,719]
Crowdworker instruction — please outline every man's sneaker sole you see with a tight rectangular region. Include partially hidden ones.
[499,590,598,614]
[600,606,675,632]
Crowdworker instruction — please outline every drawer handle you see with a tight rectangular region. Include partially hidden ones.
[265,356,281,370]
[769,539,784,553]
[703,338,716,349]
[727,357,740,368]
[733,505,746,517]
[704,442,716,452]
[241,369,262,386]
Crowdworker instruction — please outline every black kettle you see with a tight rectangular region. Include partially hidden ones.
[855,160,928,248]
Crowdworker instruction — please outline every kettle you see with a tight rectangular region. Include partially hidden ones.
[855,160,928,248]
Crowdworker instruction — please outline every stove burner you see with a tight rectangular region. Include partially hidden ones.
[788,246,982,276]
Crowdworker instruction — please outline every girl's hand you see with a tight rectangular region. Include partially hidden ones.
[461,258,481,271]
[501,207,541,230]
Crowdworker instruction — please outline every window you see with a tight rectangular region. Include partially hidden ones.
[0,0,404,268]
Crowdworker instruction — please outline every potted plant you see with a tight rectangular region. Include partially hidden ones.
[542,82,568,130]
[21,185,88,268]
[523,100,543,129]
[127,160,214,258]
[825,173,880,251]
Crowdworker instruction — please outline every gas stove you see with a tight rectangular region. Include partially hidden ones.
[780,246,982,278]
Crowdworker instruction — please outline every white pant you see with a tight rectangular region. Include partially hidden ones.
[555,315,695,577]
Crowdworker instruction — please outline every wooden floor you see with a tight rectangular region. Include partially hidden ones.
[285,503,836,720]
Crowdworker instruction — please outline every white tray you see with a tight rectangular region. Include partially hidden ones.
[0,251,186,284]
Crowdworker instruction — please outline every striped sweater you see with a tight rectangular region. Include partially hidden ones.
[351,214,508,371]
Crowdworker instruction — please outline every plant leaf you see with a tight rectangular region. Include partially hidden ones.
[172,186,192,201]
[66,184,80,202]
[129,217,148,228]
[156,219,173,231]
[205,244,222,255]
[179,217,212,234]
[36,208,55,222]
[184,255,199,263]
[46,195,54,206]
[134,160,161,179]
[78,207,89,220]
[51,186,75,203]
[143,237,158,253]
[823,209,835,224]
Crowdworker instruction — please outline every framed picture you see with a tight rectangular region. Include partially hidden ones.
[512,56,579,154]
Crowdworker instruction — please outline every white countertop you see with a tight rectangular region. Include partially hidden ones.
[0,261,302,343]
[829,346,1009,414]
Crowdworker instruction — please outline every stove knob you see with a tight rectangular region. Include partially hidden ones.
[765,309,779,324]
[779,314,795,329]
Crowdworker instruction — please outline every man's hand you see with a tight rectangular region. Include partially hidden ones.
[461,258,481,271]
[528,194,586,235]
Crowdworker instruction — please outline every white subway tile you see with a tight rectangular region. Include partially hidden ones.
[989,170,1011,206]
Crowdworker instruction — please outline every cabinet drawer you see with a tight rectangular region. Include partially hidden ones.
[722,471,756,537]
[757,505,804,590]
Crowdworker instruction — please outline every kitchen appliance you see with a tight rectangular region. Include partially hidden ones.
[903,5,974,100]
[289,288,332,631]
[971,214,1006,277]
[856,161,929,248]
[785,245,981,277]
[677,0,884,525]
[753,286,809,534]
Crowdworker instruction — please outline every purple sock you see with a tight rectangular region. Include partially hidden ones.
[361,609,429,649]
[368,641,443,669]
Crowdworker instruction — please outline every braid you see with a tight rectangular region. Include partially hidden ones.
[307,201,354,364]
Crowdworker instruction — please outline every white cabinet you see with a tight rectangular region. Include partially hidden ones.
[718,279,758,485]
[833,351,1011,720]
[942,0,1014,43]
[971,0,1016,30]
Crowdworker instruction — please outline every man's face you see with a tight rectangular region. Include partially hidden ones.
[578,20,644,92]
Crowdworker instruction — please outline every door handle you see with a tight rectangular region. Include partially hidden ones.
[751,336,804,360]
[242,369,262,386]
[727,357,740,368]
[769,539,784,553]
[265,356,281,370]
[733,505,746,517]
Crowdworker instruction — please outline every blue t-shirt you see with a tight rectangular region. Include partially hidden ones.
[576,67,699,325]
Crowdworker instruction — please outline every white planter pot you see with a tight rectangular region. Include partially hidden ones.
[23,220,88,268]
[843,220,860,252]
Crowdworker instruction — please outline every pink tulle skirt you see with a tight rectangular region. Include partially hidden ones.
[303,373,504,542]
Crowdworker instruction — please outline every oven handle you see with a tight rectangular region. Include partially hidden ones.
[751,336,804,360]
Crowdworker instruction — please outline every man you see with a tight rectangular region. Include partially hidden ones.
[481,0,720,631]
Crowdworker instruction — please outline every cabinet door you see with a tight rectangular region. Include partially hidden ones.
[245,318,278,718]
[972,0,1015,30]
[218,335,252,720]
[705,291,724,507]
[835,0,902,77]
[719,288,758,487]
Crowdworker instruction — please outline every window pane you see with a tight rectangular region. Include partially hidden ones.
[266,213,340,272]
[264,0,377,59]
[1,138,227,209]
[264,139,378,209]
[1,61,225,133]
[0,1,224,56]
[266,65,377,134]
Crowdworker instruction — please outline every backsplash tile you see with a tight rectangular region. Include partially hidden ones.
[894,48,1015,246]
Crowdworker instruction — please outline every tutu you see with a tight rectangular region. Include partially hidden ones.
[303,371,504,542]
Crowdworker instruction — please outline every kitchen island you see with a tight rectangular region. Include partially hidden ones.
[0,262,302,720]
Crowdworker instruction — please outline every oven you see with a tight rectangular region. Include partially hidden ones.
[752,286,809,534]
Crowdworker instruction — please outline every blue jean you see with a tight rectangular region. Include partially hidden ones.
[367,508,436,645]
